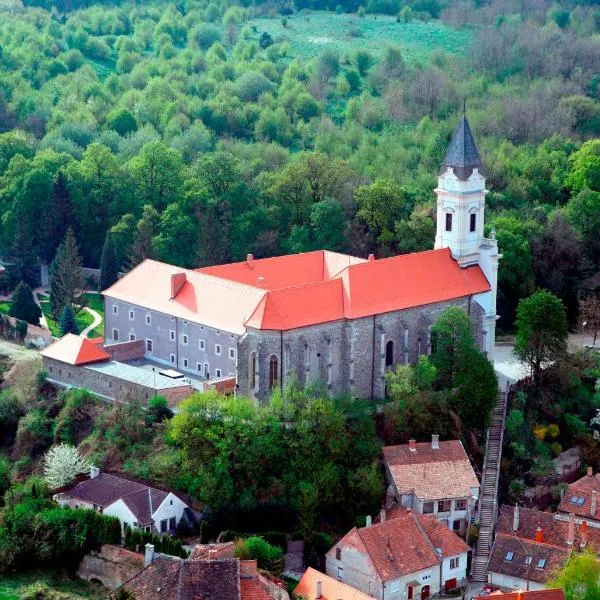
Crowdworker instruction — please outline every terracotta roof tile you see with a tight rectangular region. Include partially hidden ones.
[189,542,236,561]
[475,591,565,600]
[41,333,110,366]
[383,440,479,501]
[295,567,373,600]
[558,473,600,520]
[240,578,271,600]
[486,534,570,584]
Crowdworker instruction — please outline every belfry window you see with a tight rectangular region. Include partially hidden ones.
[269,355,278,389]
[445,213,453,232]
[470,213,476,232]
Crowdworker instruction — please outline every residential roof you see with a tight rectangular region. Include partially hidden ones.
[240,578,271,600]
[475,590,565,600]
[496,505,600,551]
[62,472,176,527]
[189,542,236,561]
[105,249,490,333]
[40,333,111,366]
[124,556,240,600]
[295,567,374,600]
[558,472,600,520]
[486,533,570,584]
[442,115,483,180]
[383,440,480,500]
[332,510,468,583]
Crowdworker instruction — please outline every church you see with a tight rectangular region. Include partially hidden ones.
[102,116,500,402]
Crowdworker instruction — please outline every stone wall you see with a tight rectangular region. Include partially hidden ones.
[77,544,144,589]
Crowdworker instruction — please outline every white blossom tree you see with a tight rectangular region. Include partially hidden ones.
[43,444,91,489]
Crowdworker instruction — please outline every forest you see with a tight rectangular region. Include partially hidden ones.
[1,0,600,331]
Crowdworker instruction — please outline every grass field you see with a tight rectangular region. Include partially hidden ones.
[248,11,472,62]
[37,293,104,338]
[0,571,103,600]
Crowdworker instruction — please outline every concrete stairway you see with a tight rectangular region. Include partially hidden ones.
[471,390,508,583]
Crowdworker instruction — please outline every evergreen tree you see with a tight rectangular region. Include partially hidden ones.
[9,281,41,325]
[49,228,86,319]
[130,205,159,267]
[8,204,38,287]
[98,232,119,292]
[58,304,78,335]
[40,171,74,263]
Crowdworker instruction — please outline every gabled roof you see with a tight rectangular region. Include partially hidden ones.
[332,511,468,583]
[442,115,483,180]
[105,249,490,333]
[40,333,110,366]
[383,440,479,500]
[295,567,373,600]
[475,590,565,600]
[558,473,600,520]
[486,533,570,584]
[124,556,241,600]
[62,472,177,526]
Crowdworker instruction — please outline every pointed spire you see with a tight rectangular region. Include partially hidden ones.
[441,109,483,181]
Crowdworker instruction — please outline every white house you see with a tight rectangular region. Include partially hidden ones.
[326,508,469,600]
[53,467,190,534]
[383,436,480,537]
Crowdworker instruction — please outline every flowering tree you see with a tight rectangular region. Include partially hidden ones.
[43,444,91,489]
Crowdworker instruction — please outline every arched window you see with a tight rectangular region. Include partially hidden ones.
[385,340,394,367]
[269,355,278,389]
[250,352,256,389]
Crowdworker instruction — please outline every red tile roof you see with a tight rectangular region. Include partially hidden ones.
[105,249,490,333]
[41,333,111,366]
[240,578,271,600]
[558,473,600,520]
[383,440,479,500]
[332,510,468,582]
[295,567,373,600]
[189,542,236,561]
[475,590,565,600]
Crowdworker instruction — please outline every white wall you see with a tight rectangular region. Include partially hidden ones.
[441,553,468,589]
[386,566,441,600]
[104,499,139,532]
[151,492,188,533]
[488,571,546,592]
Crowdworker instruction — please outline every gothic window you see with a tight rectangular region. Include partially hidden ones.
[385,340,394,367]
[445,212,453,232]
[269,355,278,389]
[250,352,256,389]
[470,213,477,232]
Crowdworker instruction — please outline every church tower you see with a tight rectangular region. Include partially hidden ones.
[435,113,500,358]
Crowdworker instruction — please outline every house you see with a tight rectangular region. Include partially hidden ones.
[557,468,600,526]
[53,467,190,534]
[122,546,289,600]
[325,508,469,599]
[101,115,499,403]
[486,504,599,591]
[382,436,480,536]
[295,567,373,600]
[475,590,565,600]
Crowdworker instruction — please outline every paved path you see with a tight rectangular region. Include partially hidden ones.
[80,306,102,338]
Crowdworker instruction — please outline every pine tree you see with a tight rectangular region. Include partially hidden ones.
[98,232,119,292]
[40,171,74,263]
[49,227,86,319]
[59,304,78,335]
[8,204,38,287]
[9,281,41,325]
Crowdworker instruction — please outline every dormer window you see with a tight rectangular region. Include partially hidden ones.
[445,213,453,232]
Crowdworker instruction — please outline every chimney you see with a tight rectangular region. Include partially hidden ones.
[567,513,575,546]
[246,253,254,267]
[90,466,100,479]
[431,434,439,450]
[368,253,375,261]
[380,508,386,523]
[316,580,322,598]
[535,527,543,543]
[257,276,265,286]
[365,515,372,527]
[170,272,186,299]
[512,505,520,532]
[581,520,589,549]
[588,466,593,477]
[144,543,155,567]
[592,490,598,517]
[408,438,417,452]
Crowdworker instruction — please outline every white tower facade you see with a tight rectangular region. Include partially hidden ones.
[434,116,500,359]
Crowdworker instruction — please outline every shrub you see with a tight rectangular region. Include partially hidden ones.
[193,23,222,50]
[235,71,275,102]
[9,281,41,325]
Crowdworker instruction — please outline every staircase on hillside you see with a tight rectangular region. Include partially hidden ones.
[471,388,509,583]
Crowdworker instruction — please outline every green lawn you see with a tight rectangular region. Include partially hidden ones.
[0,571,104,600]
[248,11,473,62]
[37,293,104,339]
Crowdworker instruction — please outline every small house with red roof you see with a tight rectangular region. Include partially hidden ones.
[325,508,469,600]
[557,468,600,526]
[100,115,500,402]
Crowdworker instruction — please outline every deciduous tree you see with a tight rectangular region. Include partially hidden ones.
[43,444,91,490]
